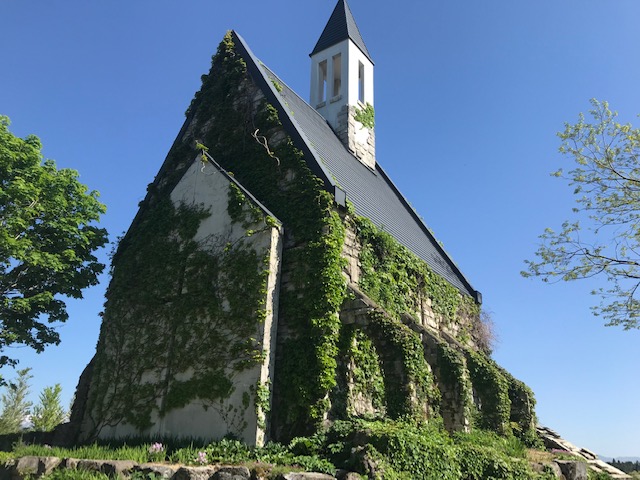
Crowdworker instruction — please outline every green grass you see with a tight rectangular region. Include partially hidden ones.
[2,422,592,480]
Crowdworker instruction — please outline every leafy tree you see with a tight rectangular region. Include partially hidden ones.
[0,116,108,375]
[523,99,640,329]
[0,368,32,434]
[31,383,66,432]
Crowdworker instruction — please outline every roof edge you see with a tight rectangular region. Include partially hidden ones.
[231,30,346,208]
[375,163,481,302]
[200,151,283,227]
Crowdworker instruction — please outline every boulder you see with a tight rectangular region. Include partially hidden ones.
[555,460,587,480]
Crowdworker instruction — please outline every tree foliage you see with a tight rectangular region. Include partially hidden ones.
[523,99,640,329]
[0,116,108,372]
[0,368,32,434]
[31,383,66,432]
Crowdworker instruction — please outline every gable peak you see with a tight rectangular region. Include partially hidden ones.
[310,0,372,62]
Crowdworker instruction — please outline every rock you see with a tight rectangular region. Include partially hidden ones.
[335,471,363,480]
[39,457,62,476]
[100,460,137,477]
[555,460,587,480]
[173,466,219,480]
[530,462,562,478]
[76,459,104,473]
[276,474,336,480]
[578,448,597,461]
[61,458,80,470]
[136,463,179,479]
[214,466,251,479]
[13,457,39,478]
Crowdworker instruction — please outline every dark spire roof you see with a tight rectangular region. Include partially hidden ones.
[310,0,373,63]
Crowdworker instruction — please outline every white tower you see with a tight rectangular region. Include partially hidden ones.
[310,0,376,168]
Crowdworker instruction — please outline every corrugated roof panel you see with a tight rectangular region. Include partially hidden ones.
[232,31,478,300]
[260,65,477,298]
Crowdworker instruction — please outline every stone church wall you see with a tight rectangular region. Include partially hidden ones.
[72,33,537,447]
[78,155,282,446]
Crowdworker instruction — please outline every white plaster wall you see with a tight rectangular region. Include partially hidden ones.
[310,39,374,129]
[346,42,374,108]
[95,156,282,445]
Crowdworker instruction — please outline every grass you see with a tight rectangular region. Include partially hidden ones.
[1,423,612,480]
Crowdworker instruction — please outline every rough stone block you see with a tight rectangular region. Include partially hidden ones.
[555,460,587,480]
[277,473,336,480]
[77,459,105,473]
[136,463,179,479]
[174,466,219,480]
[13,457,39,478]
[213,466,251,479]
[531,462,562,478]
[62,458,80,470]
[101,460,137,477]
[38,457,62,476]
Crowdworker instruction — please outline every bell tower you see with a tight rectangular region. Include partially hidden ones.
[310,0,376,168]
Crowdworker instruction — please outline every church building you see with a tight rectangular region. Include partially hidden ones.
[70,0,536,447]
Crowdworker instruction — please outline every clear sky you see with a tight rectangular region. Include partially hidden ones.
[1,0,639,458]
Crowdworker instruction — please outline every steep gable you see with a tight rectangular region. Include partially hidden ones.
[232,32,479,301]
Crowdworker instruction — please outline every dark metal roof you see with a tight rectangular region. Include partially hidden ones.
[310,0,373,63]
[232,32,479,301]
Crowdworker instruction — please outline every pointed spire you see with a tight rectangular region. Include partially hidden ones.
[310,0,373,62]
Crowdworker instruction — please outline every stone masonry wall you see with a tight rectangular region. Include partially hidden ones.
[336,105,376,169]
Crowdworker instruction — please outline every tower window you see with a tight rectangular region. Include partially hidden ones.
[332,54,342,98]
[358,61,365,103]
[318,60,327,102]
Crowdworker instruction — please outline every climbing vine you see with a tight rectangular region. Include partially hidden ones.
[500,368,539,446]
[143,32,349,440]
[333,325,386,420]
[86,193,273,438]
[354,103,375,129]
[465,349,511,435]
[366,311,439,420]
[436,340,474,427]
[354,216,477,329]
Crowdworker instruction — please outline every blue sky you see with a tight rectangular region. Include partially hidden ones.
[1,0,639,457]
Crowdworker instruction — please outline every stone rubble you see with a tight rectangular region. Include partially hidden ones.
[1,456,345,480]
[538,426,632,479]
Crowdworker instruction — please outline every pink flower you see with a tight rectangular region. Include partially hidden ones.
[149,442,164,454]
[196,451,207,465]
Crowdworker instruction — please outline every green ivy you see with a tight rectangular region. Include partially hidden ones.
[465,350,511,435]
[170,32,348,440]
[254,381,271,431]
[366,311,439,420]
[501,368,540,446]
[355,217,475,327]
[334,325,386,419]
[86,193,271,437]
[435,340,474,425]
[354,103,375,129]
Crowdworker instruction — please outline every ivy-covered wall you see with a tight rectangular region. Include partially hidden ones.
[79,156,282,445]
[341,215,538,442]
[346,217,481,347]
[75,31,539,448]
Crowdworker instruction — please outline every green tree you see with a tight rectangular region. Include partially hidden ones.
[31,383,66,432]
[0,368,32,434]
[523,99,640,329]
[0,116,108,374]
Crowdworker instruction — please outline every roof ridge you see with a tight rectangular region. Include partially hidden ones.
[262,66,341,135]
[232,31,479,301]
[310,0,373,62]
[231,31,347,207]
